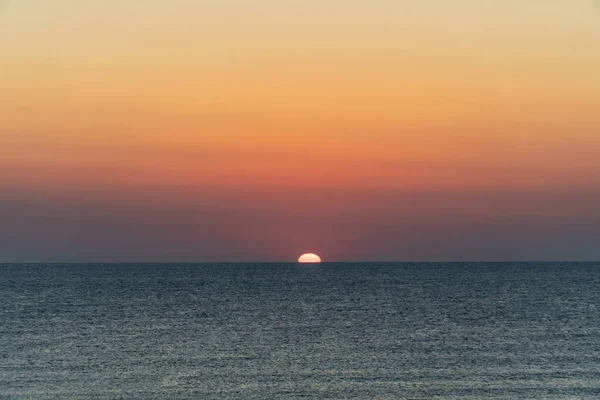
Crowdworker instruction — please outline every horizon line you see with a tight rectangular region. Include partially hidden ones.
[1,260,599,265]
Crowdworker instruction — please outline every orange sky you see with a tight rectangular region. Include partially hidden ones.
[1,1,599,261]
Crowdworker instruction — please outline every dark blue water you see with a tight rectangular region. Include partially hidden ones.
[2,263,600,399]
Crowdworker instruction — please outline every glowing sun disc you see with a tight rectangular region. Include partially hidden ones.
[298,253,322,263]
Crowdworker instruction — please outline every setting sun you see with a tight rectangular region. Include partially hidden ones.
[298,253,322,263]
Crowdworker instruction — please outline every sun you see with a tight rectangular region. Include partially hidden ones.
[298,253,322,263]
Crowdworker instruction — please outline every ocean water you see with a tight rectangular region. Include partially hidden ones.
[1,262,600,399]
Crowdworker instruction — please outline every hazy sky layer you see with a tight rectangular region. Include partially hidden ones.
[1,1,599,261]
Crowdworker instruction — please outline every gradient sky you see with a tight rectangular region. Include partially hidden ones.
[1,0,600,262]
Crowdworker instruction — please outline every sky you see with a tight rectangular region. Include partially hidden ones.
[1,0,599,262]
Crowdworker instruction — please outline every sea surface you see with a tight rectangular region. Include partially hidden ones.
[1,262,600,399]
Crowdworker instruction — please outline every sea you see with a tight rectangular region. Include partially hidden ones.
[1,262,600,399]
